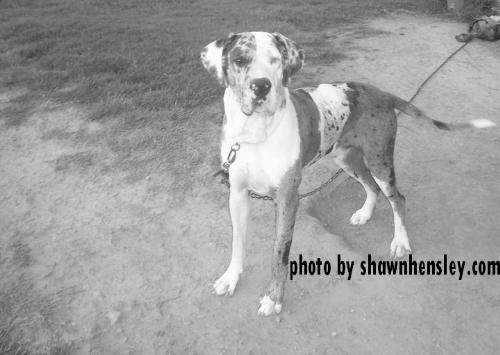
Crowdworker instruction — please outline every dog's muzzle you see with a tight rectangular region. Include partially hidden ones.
[250,78,272,101]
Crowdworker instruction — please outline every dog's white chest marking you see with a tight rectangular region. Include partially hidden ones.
[222,90,300,194]
[307,84,351,163]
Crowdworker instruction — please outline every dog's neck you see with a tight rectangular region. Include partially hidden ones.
[223,87,289,144]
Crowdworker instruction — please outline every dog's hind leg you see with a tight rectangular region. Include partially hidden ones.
[333,147,380,225]
[364,137,411,258]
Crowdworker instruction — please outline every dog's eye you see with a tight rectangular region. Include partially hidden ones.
[233,57,247,65]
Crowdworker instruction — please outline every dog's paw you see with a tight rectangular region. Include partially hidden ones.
[390,237,411,258]
[258,295,282,316]
[213,267,240,296]
[349,209,372,225]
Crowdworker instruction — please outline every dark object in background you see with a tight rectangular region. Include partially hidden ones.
[456,15,500,41]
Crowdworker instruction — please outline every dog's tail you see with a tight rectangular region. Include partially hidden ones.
[391,95,496,131]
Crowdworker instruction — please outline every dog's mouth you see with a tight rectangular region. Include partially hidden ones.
[241,97,266,116]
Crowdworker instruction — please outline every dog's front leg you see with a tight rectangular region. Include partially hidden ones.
[213,184,249,296]
[258,182,299,316]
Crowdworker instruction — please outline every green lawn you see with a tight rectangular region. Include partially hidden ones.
[0,0,446,122]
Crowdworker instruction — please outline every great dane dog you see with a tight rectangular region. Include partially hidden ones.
[200,31,494,316]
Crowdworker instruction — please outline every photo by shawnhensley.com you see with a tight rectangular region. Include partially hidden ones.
[289,254,500,281]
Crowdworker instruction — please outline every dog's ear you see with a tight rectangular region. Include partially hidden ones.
[272,32,305,85]
[200,33,239,86]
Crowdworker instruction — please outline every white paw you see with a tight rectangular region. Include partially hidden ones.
[213,267,241,296]
[349,209,371,225]
[258,295,282,316]
[390,237,411,258]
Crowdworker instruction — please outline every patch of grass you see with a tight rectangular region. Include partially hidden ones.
[2,107,30,128]
[0,95,35,128]
[16,40,55,62]
[87,98,136,121]
[0,0,447,121]
[0,233,75,354]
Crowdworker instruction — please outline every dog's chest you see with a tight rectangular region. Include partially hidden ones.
[242,142,298,193]
[221,106,301,194]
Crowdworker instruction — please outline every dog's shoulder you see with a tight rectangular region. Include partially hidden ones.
[288,88,321,166]
[289,88,320,122]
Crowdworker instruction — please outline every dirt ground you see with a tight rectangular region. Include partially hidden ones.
[1,12,500,354]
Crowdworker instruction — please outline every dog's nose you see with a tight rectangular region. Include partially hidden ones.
[250,78,272,100]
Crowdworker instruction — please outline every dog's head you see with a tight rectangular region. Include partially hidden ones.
[201,32,304,116]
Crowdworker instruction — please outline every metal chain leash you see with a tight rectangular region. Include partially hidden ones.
[297,168,343,200]
[248,190,276,201]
